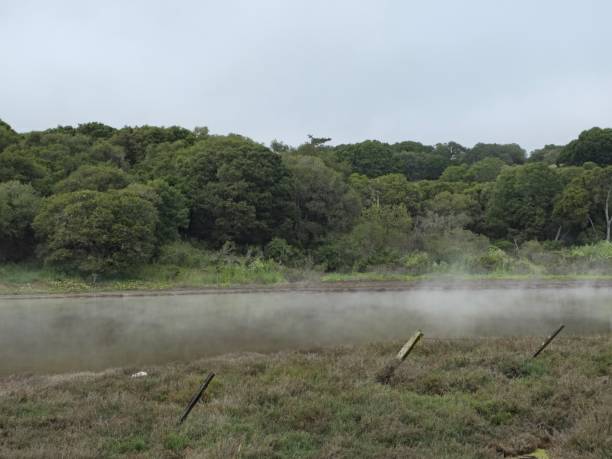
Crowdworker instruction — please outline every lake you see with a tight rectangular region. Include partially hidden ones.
[1,286,610,375]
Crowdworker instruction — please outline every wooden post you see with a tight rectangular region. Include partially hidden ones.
[396,330,424,361]
[532,325,564,358]
[376,330,424,384]
[178,372,215,425]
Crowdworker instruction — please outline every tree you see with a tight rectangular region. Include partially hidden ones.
[76,122,116,139]
[111,125,195,165]
[0,146,48,188]
[424,191,478,232]
[181,135,294,246]
[369,173,412,206]
[463,143,526,165]
[0,119,19,152]
[284,155,360,246]
[334,140,398,177]
[88,140,127,167]
[348,203,413,266]
[123,180,189,245]
[486,163,562,241]
[528,144,563,165]
[558,127,612,166]
[440,164,469,182]
[54,164,131,193]
[554,166,612,242]
[0,181,40,261]
[34,189,158,274]
[465,157,506,182]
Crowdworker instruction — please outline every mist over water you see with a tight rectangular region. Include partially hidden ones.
[0,287,610,375]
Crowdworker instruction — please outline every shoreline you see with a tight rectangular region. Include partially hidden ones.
[3,277,612,300]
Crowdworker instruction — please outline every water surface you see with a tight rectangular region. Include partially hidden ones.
[0,287,610,375]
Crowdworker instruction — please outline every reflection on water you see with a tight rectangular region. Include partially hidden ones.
[0,287,610,375]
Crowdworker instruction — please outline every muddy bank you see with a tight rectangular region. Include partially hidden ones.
[4,278,612,300]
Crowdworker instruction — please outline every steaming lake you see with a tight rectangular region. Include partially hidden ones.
[1,286,611,375]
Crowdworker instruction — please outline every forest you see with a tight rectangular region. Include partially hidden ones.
[2,118,612,284]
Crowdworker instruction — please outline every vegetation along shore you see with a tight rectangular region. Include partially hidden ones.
[3,121,612,291]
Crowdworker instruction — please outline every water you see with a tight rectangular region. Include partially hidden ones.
[0,287,610,375]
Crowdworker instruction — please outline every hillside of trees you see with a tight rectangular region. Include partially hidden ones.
[2,119,612,280]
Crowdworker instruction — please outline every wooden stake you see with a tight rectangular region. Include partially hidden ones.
[376,330,424,384]
[396,330,424,361]
[532,325,565,358]
[178,372,215,425]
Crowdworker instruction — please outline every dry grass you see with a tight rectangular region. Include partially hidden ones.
[1,337,610,458]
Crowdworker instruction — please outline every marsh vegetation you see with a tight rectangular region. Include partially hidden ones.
[1,337,610,458]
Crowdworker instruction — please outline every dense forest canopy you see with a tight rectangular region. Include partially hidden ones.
[1,119,612,276]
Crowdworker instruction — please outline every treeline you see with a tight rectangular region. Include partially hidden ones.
[1,118,612,276]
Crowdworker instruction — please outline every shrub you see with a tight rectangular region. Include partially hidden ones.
[34,190,158,275]
[156,240,212,268]
[264,238,300,265]
[401,251,432,275]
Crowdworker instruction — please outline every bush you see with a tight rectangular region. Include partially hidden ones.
[401,251,432,275]
[565,241,612,273]
[156,240,212,268]
[264,238,300,265]
[34,190,158,275]
[475,246,513,272]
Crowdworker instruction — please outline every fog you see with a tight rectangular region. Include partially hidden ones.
[0,287,610,375]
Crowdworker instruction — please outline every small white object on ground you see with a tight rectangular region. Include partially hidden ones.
[131,371,148,378]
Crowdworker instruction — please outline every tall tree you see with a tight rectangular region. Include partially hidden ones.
[34,190,158,275]
[181,135,294,246]
[285,155,360,246]
[486,163,562,241]
[0,181,40,261]
[558,127,612,166]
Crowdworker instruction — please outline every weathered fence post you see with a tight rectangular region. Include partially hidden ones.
[376,330,423,384]
[532,325,565,358]
[178,372,215,425]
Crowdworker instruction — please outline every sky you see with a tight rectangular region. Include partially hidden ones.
[1,0,612,152]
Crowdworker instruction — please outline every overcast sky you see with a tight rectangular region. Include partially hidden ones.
[2,1,612,151]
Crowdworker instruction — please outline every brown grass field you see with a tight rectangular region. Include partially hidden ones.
[1,336,610,458]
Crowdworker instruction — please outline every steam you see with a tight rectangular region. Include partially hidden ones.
[0,285,610,375]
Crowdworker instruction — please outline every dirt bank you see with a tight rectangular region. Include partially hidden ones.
[3,278,612,301]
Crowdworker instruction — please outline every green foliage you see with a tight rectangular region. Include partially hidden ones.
[462,143,526,165]
[528,144,563,165]
[76,122,116,139]
[440,164,469,182]
[34,190,158,275]
[123,180,189,245]
[465,157,506,182]
[111,125,195,165]
[0,119,20,152]
[0,181,40,261]
[334,140,398,177]
[53,164,131,193]
[486,163,562,241]
[4,120,612,278]
[346,203,413,269]
[265,238,301,265]
[285,155,360,246]
[182,135,294,246]
[558,127,612,166]
[401,251,432,275]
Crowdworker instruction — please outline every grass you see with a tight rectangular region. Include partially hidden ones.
[320,271,612,283]
[1,337,610,458]
[0,261,288,295]
[3,261,612,296]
